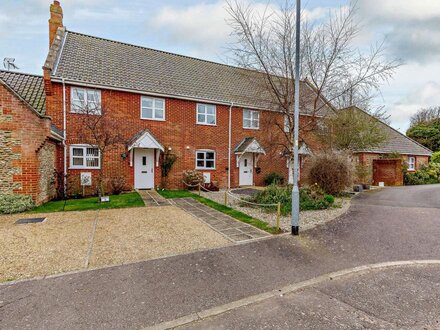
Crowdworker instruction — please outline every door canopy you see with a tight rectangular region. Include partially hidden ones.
[234,137,266,155]
[128,129,164,151]
[298,142,311,155]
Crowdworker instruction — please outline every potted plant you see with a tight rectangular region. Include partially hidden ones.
[355,163,370,190]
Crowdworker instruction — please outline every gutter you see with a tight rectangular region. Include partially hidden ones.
[49,77,323,118]
[228,102,234,190]
[50,130,64,142]
[62,77,67,198]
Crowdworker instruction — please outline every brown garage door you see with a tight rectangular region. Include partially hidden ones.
[373,159,403,186]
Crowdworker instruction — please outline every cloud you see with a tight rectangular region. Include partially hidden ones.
[358,0,440,22]
[148,1,232,56]
[72,7,137,21]
[385,80,440,132]
[357,0,440,64]
[146,1,338,59]
[406,81,440,105]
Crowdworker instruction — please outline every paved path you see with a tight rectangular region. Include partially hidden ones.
[1,185,440,329]
[137,190,171,207]
[171,197,270,243]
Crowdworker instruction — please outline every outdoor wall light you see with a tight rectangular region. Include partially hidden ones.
[168,147,172,151]
[186,146,190,149]
[121,153,128,160]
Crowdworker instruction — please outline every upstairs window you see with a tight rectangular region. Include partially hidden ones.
[70,145,100,169]
[141,96,165,120]
[196,150,216,169]
[408,156,415,171]
[197,104,216,125]
[243,109,260,129]
[71,87,101,115]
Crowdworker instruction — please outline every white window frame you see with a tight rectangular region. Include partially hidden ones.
[243,109,260,129]
[71,87,101,115]
[195,150,216,170]
[140,96,165,121]
[69,145,101,169]
[196,103,216,126]
[407,156,416,171]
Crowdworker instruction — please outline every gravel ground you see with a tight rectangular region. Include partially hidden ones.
[0,206,230,282]
[0,211,95,282]
[89,206,230,268]
[201,191,351,232]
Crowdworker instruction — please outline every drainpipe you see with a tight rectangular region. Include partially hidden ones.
[228,102,234,190]
[62,77,67,198]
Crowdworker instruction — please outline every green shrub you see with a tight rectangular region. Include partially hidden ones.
[432,151,440,163]
[324,194,335,204]
[250,184,334,215]
[308,152,352,195]
[0,194,34,214]
[404,163,440,185]
[263,172,285,186]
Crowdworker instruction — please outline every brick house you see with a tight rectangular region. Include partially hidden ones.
[1,1,432,205]
[347,106,433,185]
[0,70,63,204]
[40,1,332,196]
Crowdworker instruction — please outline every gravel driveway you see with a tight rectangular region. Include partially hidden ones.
[0,206,230,282]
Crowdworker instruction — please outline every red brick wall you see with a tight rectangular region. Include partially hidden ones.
[0,84,57,204]
[46,82,325,192]
[356,152,430,185]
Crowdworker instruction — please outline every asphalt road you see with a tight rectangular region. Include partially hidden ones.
[1,185,440,329]
[183,264,440,330]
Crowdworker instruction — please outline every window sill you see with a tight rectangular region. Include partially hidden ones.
[195,168,216,171]
[70,112,102,116]
[69,167,101,170]
[196,123,217,127]
[140,117,166,122]
[243,126,260,130]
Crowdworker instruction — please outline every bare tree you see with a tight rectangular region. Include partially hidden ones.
[73,90,127,196]
[226,0,400,154]
[320,107,388,151]
[332,85,391,124]
[410,106,440,127]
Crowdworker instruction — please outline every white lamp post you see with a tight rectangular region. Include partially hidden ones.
[291,0,301,235]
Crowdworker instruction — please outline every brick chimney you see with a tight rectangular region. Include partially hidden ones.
[48,1,63,47]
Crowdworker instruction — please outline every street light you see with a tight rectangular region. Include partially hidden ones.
[291,0,301,236]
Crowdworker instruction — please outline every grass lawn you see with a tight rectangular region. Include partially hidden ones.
[30,192,144,213]
[158,190,281,234]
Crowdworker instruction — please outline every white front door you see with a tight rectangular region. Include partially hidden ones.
[239,153,253,186]
[134,149,154,189]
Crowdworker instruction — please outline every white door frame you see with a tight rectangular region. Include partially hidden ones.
[134,148,155,189]
[239,153,253,186]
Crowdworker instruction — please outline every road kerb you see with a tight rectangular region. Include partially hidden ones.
[143,259,440,330]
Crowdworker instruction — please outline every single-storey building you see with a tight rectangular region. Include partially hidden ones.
[347,106,433,186]
[0,70,62,204]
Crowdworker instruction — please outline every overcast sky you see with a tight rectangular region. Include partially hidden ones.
[1,0,440,133]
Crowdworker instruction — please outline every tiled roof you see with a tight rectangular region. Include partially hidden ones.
[347,107,433,156]
[0,70,46,116]
[234,137,266,154]
[51,30,330,114]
